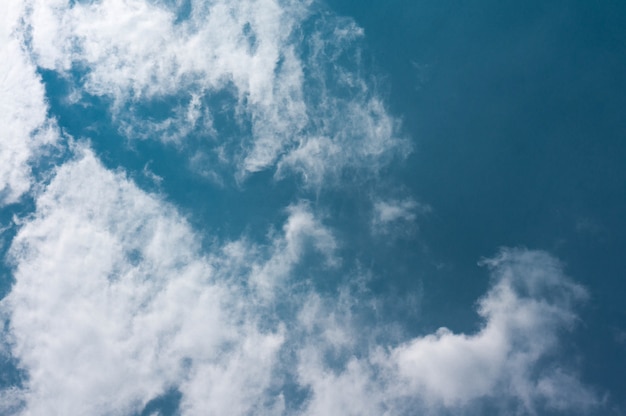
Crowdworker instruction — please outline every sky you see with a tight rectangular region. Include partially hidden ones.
[0,0,625,415]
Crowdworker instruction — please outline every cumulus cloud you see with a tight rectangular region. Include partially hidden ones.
[392,250,590,408]
[297,249,598,415]
[0,2,601,415]
[0,1,59,206]
[21,0,408,186]
[0,144,600,415]
[0,147,336,415]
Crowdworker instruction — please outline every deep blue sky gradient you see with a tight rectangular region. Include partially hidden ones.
[326,0,626,408]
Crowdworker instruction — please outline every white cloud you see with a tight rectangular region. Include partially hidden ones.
[0,0,59,206]
[2,147,326,415]
[0,4,601,412]
[0,144,601,415]
[297,249,598,415]
[26,0,310,157]
[0,144,352,415]
[297,352,388,416]
[21,0,408,186]
[249,202,338,298]
[371,198,431,236]
[0,387,24,415]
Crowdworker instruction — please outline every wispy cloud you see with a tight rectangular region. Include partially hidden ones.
[249,202,338,298]
[371,198,431,236]
[22,0,408,186]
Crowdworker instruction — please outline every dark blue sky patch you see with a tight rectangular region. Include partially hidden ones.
[138,388,182,416]
[328,0,626,408]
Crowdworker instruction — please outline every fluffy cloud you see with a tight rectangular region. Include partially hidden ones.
[297,249,598,415]
[392,250,591,408]
[0,147,335,415]
[249,202,338,298]
[21,0,408,185]
[0,2,601,414]
[0,146,599,414]
[0,1,59,206]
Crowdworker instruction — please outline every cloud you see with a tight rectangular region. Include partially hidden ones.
[1,147,306,414]
[249,202,338,298]
[0,2,601,415]
[0,144,600,415]
[392,249,589,408]
[1,145,346,415]
[21,0,408,186]
[0,1,59,206]
[297,249,599,415]
[0,387,24,415]
[371,198,431,236]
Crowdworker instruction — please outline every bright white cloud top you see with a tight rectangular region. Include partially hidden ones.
[25,0,407,185]
[0,1,59,205]
[0,0,604,415]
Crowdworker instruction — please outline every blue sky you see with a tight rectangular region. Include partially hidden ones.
[1,0,625,414]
